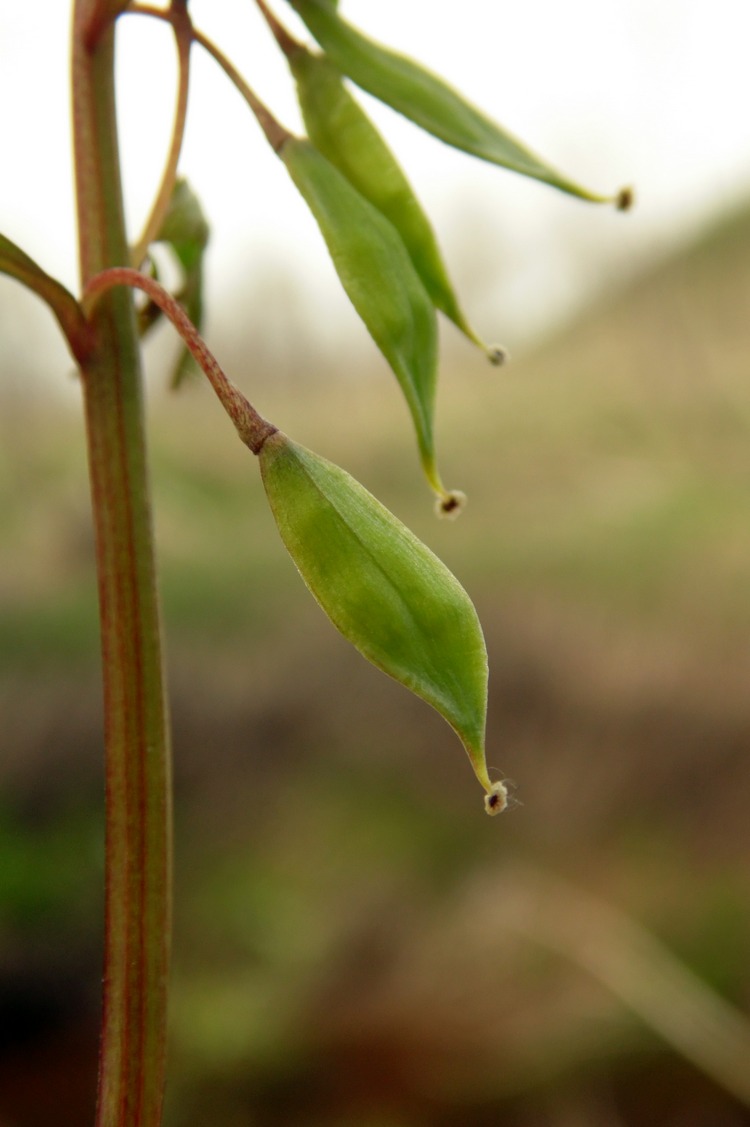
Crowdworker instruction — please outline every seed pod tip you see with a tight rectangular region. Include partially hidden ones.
[616,185,635,212]
[484,780,509,816]
[435,490,467,520]
[487,344,509,367]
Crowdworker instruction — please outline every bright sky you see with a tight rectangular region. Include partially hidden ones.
[2,1,750,374]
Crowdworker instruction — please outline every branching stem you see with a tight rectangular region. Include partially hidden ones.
[84,268,277,453]
[128,2,292,151]
[131,1,193,268]
[254,0,303,58]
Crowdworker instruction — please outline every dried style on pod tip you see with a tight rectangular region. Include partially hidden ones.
[484,781,509,816]
[616,186,636,212]
[435,490,467,520]
[487,345,510,367]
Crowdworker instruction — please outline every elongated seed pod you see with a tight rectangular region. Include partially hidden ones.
[281,135,447,496]
[259,431,494,798]
[289,48,492,352]
[288,0,620,203]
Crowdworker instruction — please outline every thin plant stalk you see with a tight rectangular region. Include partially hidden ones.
[84,267,277,452]
[72,5,172,1125]
[129,3,291,150]
[131,1,193,269]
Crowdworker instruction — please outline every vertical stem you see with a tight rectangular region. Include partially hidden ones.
[72,5,172,1126]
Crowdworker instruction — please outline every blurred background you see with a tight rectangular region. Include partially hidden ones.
[2,2,750,1125]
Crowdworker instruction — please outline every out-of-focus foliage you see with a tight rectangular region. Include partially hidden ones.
[2,202,750,1125]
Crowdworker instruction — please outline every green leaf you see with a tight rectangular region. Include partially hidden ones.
[280,136,449,498]
[289,48,497,357]
[259,431,497,802]
[146,178,210,387]
[0,233,91,363]
[157,177,209,272]
[288,0,622,204]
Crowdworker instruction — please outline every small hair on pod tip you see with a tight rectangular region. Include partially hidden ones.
[616,186,635,212]
[487,345,509,367]
[435,490,467,520]
[484,780,509,816]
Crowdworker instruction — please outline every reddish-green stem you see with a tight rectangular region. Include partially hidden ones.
[0,234,94,364]
[128,3,292,151]
[130,2,193,269]
[72,4,172,1125]
[84,268,277,453]
[254,0,304,59]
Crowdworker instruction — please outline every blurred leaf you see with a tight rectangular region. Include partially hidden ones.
[136,257,164,337]
[288,0,619,203]
[157,176,209,274]
[259,431,493,798]
[144,178,210,387]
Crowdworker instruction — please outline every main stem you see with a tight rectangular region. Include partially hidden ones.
[72,6,172,1126]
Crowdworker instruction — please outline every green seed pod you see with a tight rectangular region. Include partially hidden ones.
[281,135,447,497]
[288,0,620,204]
[289,48,495,355]
[259,430,495,800]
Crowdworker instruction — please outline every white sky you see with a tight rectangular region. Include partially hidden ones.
[2,1,750,373]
